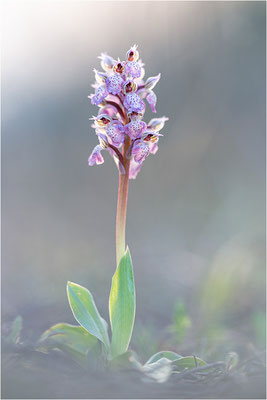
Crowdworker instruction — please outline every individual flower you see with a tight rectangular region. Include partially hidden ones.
[146,90,157,113]
[123,92,145,114]
[106,121,125,147]
[98,53,115,72]
[126,44,139,62]
[125,61,142,78]
[91,85,109,106]
[106,74,124,95]
[88,144,104,166]
[132,139,150,163]
[143,131,162,155]
[124,119,147,140]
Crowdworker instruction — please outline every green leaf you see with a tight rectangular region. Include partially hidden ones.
[172,356,206,370]
[37,323,100,367]
[108,350,142,371]
[67,282,110,351]
[143,357,173,383]
[109,247,135,358]
[145,351,182,365]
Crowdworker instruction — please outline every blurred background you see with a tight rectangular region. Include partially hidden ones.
[2,0,265,389]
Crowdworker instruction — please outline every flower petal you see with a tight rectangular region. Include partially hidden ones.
[145,74,161,91]
[147,116,169,132]
[146,90,157,113]
[88,145,104,166]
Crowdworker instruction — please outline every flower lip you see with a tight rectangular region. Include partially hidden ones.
[125,61,142,78]
[124,92,145,114]
[106,74,124,95]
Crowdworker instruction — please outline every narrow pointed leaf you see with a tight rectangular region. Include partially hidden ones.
[145,351,182,365]
[67,282,110,351]
[109,247,135,358]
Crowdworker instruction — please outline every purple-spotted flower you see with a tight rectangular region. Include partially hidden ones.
[106,121,125,147]
[124,118,147,140]
[124,93,145,114]
[88,45,168,178]
[88,145,104,166]
[132,139,150,163]
[106,74,124,95]
[88,133,109,166]
[91,85,109,106]
[125,61,142,78]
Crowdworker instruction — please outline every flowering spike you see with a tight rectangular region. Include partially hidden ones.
[88,46,168,178]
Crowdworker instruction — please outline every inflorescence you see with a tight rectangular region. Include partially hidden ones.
[88,45,168,179]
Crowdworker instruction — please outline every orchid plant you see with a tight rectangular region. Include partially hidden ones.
[38,46,206,382]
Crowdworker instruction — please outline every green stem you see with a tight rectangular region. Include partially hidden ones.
[116,136,130,265]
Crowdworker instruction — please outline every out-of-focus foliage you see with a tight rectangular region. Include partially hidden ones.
[6,315,23,345]
[131,323,159,361]
[168,301,192,344]
[251,311,266,349]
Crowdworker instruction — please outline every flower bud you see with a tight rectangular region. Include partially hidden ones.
[93,69,107,85]
[98,53,115,72]
[147,117,169,132]
[126,45,139,62]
